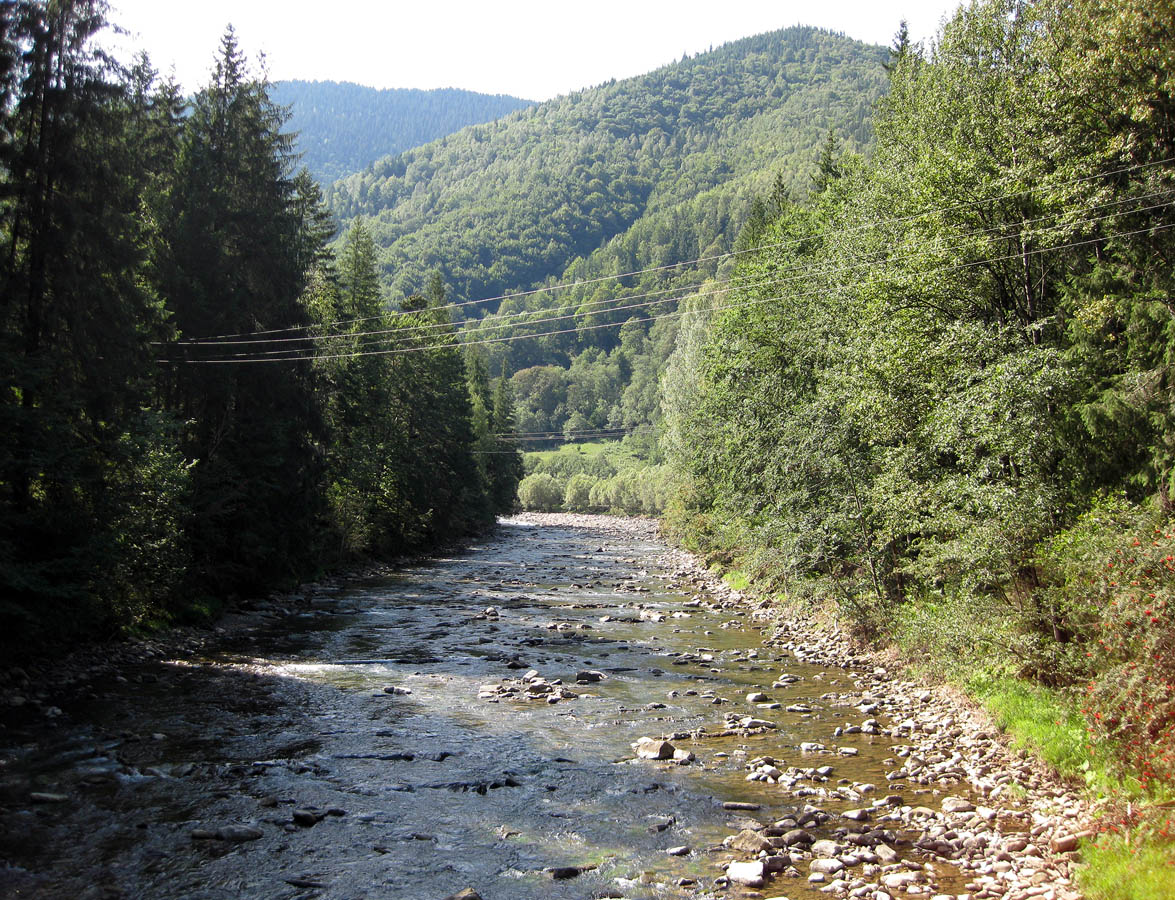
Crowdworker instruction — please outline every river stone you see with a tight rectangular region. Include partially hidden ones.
[781,828,813,846]
[729,829,773,853]
[875,842,899,864]
[292,809,320,826]
[810,858,844,875]
[942,796,975,814]
[747,691,770,703]
[633,737,675,760]
[810,838,838,856]
[29,792,68,803]
[216,824,263,842]
[726,860,766,887]
[575,670,605,683]
[666,845,690,856]
[722,801,761,811]
[546,864,594,879]
[443,890,483,900]
[842,808,870,821]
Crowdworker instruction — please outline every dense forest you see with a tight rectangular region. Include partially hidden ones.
[0,2,521,651]
[271,81,532,185]
[325,27,890,440]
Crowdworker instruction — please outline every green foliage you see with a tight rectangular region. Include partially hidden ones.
[563,474,597,512]
[517,473,563,511]
[272,80,531,185]
[965,673,1095,784]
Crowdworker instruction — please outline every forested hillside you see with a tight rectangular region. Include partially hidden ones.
[329,28,885,306]
[658,0,1175,879]
[0,5,520,652]
[271,81,532,185]
[327,27,889,438]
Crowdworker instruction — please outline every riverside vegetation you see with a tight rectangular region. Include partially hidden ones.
[652,1,1175,894]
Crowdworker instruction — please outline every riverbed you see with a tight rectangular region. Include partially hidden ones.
[0,514,1087,900]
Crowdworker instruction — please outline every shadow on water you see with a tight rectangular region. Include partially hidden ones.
[0,520,968,900]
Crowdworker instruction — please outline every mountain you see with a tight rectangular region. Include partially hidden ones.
[326,27,889,310]
[272,81,533,184]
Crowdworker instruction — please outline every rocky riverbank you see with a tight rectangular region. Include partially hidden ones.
[515,512,1090,900]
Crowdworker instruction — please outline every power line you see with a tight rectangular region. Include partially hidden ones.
[161,208,1175,364]
[164,186,1175,352]
[166,155,1175,344]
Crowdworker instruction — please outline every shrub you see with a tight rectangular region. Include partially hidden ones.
[517,473,564,511]
[563,474,597,511]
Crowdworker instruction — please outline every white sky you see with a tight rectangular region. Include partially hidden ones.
[105,0,965,101]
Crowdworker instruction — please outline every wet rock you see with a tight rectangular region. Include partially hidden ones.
[726,860,766,887]
[546,864,595,879]
[941,796,975,814]
[29,792,68,803]
[292,809,321,827]
[648,815,676,833]
[729,829,773,853]
[575,669,606,683]
[383,685,412,695]
[215,825,263,842]
[633,737,676,760]
[811,839,840,857]
[442,890,484,900]
[666,845,691,856]
[842,808,869,821]
[810,857,844,876]
[723,801,761,811]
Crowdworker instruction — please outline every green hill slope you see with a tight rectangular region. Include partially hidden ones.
[327,27,889,308]
[272,81,533,185]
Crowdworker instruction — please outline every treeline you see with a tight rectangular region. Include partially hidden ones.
[663,0,1175,784]
[0,2,520,651]
[271,81,532,186]
[516,442,675,516]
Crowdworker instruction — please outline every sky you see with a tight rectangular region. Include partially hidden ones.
[104,0,966,101]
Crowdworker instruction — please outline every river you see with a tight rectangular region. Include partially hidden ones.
[0,515,1084,900]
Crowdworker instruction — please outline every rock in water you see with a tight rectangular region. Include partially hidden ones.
[729,829,773,853]
[216,825,263,842]
[633,737,675,760]
[443,890,484,900]
[726,860,766,887]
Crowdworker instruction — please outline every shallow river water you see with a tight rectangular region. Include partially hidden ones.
[0,517,978,900]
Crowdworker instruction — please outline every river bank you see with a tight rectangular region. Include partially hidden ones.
[0,513,1089,899]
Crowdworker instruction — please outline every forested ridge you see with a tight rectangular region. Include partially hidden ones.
[271,80,532,186]
[329,26,885,308]
[0,2,521,651]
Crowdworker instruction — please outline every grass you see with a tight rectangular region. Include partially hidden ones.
[1080,833,1175,900]
[964,671,1102,785]
[959,671,1175,899]
[526,440,616,462]
[722,569,750,591]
